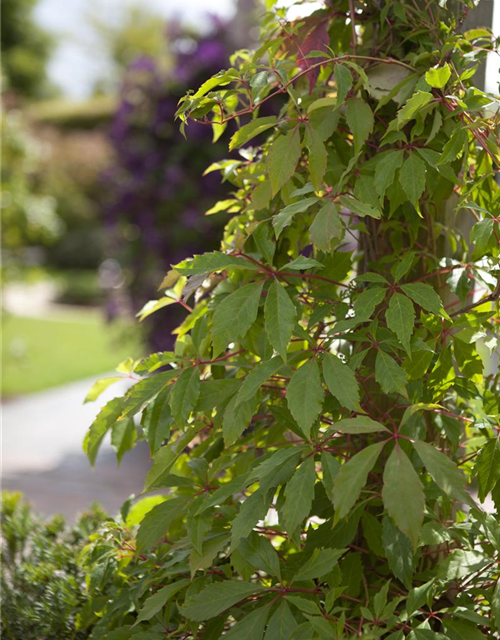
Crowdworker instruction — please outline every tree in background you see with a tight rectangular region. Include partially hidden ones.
[102,19,240,350]
[1,0,54,100]
[88,3,171,96]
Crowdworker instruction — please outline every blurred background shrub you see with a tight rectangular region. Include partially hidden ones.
[1,492,107,639]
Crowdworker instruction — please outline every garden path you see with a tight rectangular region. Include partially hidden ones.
[2,375,149,520]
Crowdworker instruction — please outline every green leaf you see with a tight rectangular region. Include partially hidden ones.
[121,371,177,418]
[330,416,389,434]
[196,379,240,411]
[84,377,121,403]
[400,283,443,314]
[382,516,414,588]
[476,439,500,503]
[135,579,190,624]
[181,580,266,621]
[471,218,494,259]
[295,548,346,581]
[309,201,343,252]
[438,128,467,165]
[282,256,324,271]
[229,116,278,150]
[322,353,361,412]
[239,531,281,578]
[236,356,283,405]
[382,446,424,547]
[392,252,415,282]
[492,579,500,633]
[375,351,407,396]
[144,425,202,491]
[231,489,271,550]
[353,286,387,321]
[174,251,260,275]
[136,497,187,552]
[334,64,353,106]
[264,601,297,640]
[268,129,302,195]
[111,418,136,465]
[399,152,426,209]
[286,359,324,438]
[386,292,415,354]
[212,282,263,356]
[339,195,381,219]
[374,150,404,197]
[224,606,269,639]
[141,387,172,455]
[425,64,451,89]
[333,442,384,520]
[222,393,258,446]
[346,98,374,153]
[83,397,124,466]
[170,367,200,425]
[443,619,489,640]
[397,91,433,128]
[412,440,472,504]
[273,197,319,238]
[281,457,316,534]
[307,127,328,191]
[264,281,297,361]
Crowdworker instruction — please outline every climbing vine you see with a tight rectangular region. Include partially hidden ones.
[83,1,500,638]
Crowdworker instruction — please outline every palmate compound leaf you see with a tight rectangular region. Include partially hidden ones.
[382,446,424,547]
[180,580,267,621]
[212,281,263,356]
[286,358,324,438]
[322,352,362,412]
[264,280,297,361]
[333,442,385,520]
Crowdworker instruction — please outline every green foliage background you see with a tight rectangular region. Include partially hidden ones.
[81,1,500,638]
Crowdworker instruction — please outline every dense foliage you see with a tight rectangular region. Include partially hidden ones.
[1,0,54,99]
[102,23,233,349]
[84,1,500,638]
[1,110,61,260]
[1,492,106,639]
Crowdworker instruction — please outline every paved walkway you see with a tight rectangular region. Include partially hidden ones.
[2,375,150,520]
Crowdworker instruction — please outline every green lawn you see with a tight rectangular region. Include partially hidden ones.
[2,312,143,397]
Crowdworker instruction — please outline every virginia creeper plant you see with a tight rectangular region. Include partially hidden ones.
[83,1,500,638]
